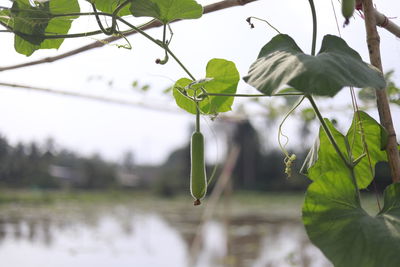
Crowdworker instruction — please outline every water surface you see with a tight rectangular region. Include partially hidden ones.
[0,193,332,267]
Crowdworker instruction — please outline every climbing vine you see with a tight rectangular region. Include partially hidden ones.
[0,0,399,266]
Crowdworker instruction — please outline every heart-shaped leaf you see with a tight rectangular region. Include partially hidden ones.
[173,58,239,115]
[130,0,203,24]
[243,34,386,96]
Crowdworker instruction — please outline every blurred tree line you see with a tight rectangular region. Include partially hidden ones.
[0,118,392,193]
[0,136,117,189]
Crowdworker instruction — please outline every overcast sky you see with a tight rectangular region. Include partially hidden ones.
[0,0,399,164]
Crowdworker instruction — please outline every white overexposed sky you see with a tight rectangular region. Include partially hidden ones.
[0,0,399,164]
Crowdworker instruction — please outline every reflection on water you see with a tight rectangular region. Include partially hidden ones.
[0,202,332,267]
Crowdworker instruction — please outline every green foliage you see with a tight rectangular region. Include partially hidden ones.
[173,58,239,115]
[347,112,388,188]
[243,34,386,96]
[2,0,79,56]
[303,177,400,267]
[130,0,203,24]
[302,112,400,267]
[302,111,387,189]
[301,119,348,180]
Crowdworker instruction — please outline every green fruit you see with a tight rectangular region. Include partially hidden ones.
[342,0,355,25]
[190,131,207,205]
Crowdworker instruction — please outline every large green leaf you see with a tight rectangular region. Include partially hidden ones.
[302,111,387,189]
[173,58,239,115]
[5,0,79,56]
[130,0,203,24]
[303,174,400,267]
[88,0,131,16]
[243,34,386,96]
[302,111,399,266]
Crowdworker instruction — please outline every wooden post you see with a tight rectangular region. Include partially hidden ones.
[362,0,400,183]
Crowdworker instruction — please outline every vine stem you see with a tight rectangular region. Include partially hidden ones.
[308,0,317,56]
[362,0,400,183]
[195,102,200,132]
[0,11,153,40]
[204,92,304,97]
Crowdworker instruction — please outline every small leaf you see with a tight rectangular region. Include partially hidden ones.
[130,0,203,24]
[173,58,239,114]
[243,34,386,96]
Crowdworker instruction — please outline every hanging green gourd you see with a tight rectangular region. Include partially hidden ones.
[190,103,207,206]
[342,0,355,26]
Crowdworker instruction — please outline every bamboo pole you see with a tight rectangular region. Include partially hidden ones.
[356,0,400,38]
[373,9,400,38]
[362,0,400,183]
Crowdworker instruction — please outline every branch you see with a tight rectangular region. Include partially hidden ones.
[357,0,400,38]
[362,0,400,183]
[374,9,400,38]
[0,0,259,72]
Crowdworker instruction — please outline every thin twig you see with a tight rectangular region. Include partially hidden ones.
[0,0,259,72]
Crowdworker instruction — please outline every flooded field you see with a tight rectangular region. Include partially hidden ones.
[0,191,333,267]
